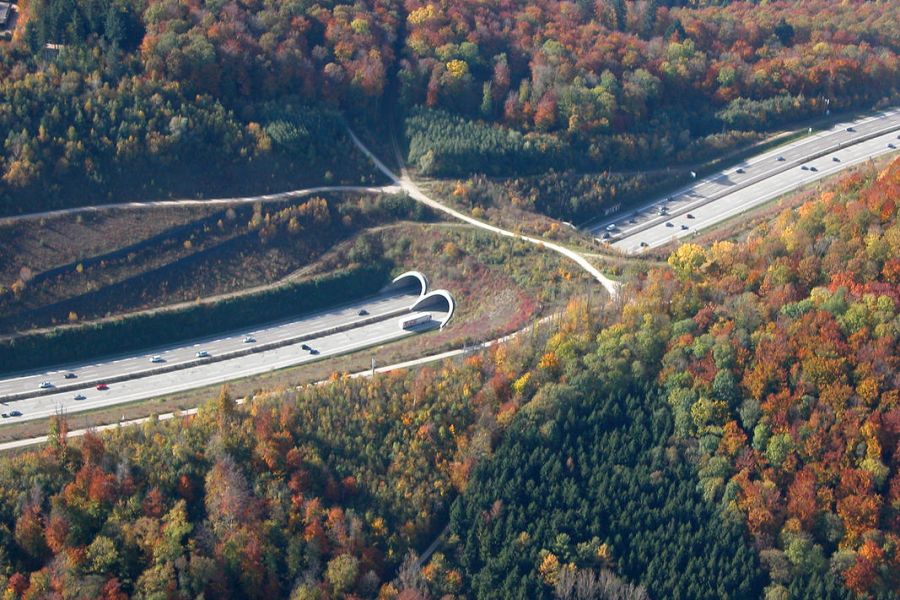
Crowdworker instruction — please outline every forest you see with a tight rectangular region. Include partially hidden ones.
[0,158,897,597]
[0,0,898,213]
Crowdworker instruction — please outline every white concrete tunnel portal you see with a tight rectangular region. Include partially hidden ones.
[383,270,428,298]
[411,289,455,329]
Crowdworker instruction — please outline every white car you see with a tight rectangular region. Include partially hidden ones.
[605,224,617,232]
[150,355,164,363]
[243,336,256,343]
[39,381,53,389]
[196,350,210,358]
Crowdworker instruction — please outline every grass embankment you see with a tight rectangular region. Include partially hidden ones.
[0,191,428,332]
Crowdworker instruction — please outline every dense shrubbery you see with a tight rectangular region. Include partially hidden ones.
[405,108,569,177]
[0,262,391,374]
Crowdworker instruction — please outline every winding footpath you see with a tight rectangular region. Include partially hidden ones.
[345,130,622,300]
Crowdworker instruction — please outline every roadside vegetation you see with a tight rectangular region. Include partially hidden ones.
[0,153,895,600]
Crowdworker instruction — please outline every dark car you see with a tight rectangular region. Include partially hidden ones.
[358,309,369,316]
[833,156,841,162]
[308,348,319,355]
[846,127,855,132]
[96,383,109,391]
[301,343,310,351]
[686,213,695,219]
[665,222,674,227]
[681,224,689,230]
[9,411,22,417]
[735,168,745,174]
[801,165,809,171]
[776,156,785,162]
[64,372,77,379]
[640,241,649,247]
[810,166,818,172]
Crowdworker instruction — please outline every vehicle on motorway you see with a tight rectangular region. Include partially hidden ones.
[735,168,745,174]
[686,213,695,219]
[39,381,53,389]
[656,207,668,215]
[833,156,841,162]
[629,217,637,223]
[400,313,432,330]
[196,350,210,358]
[801,165,809,170]
[74,393,86,400]
[846,127,855,132]
[810,166,818,172]
[640,241,649,247]
[150,355,164,363]
[9,411,21,417]
[1,413,7,418]
[301,343,311,350]
[358,309,369,316]
[605,223,617,231]
[665,222,674,227]
[306,347,319,355]
[602,232,611,239]
[96,383,109,390]
[64,372,77,379]
[889,143,897,149]
[681,224,689,230]
[777,156,785,161]
[243,336,256,343]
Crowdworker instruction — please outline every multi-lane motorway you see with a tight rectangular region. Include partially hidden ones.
[0,287,450,425]
[589,108,900,253]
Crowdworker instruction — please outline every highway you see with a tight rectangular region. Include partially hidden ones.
[0,290,420,399]
[588,107,900,253]
[0,307,448,425]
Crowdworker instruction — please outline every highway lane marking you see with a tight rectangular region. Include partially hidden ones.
[625,139,899,252]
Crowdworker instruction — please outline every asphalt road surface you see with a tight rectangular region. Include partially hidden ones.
[589,107,900,253]
[0,306,448,425]
[0,290,420,400]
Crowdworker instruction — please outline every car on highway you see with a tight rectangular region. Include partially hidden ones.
[776,156,785,161]
[9,411,21,417]
[889,143,897,149]
[74,393,86,401]
[666,222,674,227]
[640,241,649,247]
[602,232,611,239]
[605,223,617,231]
[196,350,210,358]
[96,383,109,390]
[846,127,855,132]
[308,348,319,355]
[833,156,841,162]
[301,343,310,350]
[243,336,256,343]
[358,309,369,316]
[686,213,695,219]
[150,355,164,363]
[681,224,689,230]
[801,165,809,170]
[656,207,668,215]
[64,373,77,379]
[39,381,53,389]
[810,166,818,172]
[0,413,7,418]
[735,168,745,174]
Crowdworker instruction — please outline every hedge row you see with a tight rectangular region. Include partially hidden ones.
[0,261,392,374]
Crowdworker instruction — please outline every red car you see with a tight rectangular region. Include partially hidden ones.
[96,383,109,390]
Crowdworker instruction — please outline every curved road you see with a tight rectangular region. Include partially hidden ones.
[345,131,622,299]
[592,107,900,253]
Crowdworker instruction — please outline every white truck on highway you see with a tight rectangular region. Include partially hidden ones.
[400,313,432,330]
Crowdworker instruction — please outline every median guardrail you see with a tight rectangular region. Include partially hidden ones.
[0,305,415,404]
